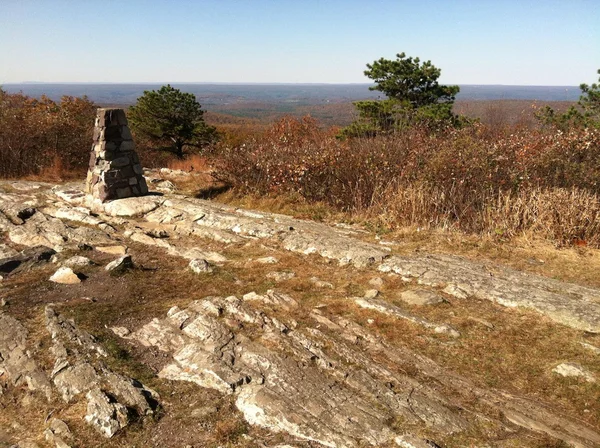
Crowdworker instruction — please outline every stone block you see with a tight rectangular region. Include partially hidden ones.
[116,187,132,199]
[104,170,121,181]
[95,108,128,128]
[119,140,135,152]
[139,178,149,195]
[120,166,135,178]
[93,141,117,153]
[104,126,124,141]
[110,156,131,169]
[120,126,132,140]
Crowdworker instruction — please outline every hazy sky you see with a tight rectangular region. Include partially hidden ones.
[1,0,598,85]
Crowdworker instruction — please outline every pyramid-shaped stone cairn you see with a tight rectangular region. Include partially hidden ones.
[85,108,148,202]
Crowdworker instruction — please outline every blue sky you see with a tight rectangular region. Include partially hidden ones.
[1,0,598,85]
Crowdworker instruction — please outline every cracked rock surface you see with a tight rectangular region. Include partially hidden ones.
[1,178,600,447]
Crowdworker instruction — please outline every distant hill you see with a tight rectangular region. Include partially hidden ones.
[1,83,582,106]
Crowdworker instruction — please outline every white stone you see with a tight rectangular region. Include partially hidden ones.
[63,255,92,267]
[96,245,127,255]
[266,271,296,282]
[111,327,131,338]
[552,363,596,382]
[364,289,379,299]
[189,258,213,274]
[398,289,445,306]
[49,267,81,285]
[255,256,279,264]
[368,277,384,288]
[310,277,334,289]
[580,342,600,355]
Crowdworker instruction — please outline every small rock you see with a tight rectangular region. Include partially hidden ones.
[17,207,36,220]
[49,267,82,285]
[189,258,213,274]
[145,228,169,238]
[0,298,6,306]
[15,441,40,448]
[368,277,384,288]
[552,362,596,382]
[111,326,131,338]
[176,247,227,264]
[151,179,176,193]
[63,255,93,267]
[48,418,72,440]
[44,418,73,448]
[580,342,600,355]
[364,289,379,299]
[467,316,495,330]
[399,289,445,306]
[105,255,133,274]
[255,256,279,264]
[310,277,333,289]
[44,429,72,448]
[84,387,129,437]
[96,245,127,255]
[77,243,93,251]
[266,271,296,282]
[190,405,218,418]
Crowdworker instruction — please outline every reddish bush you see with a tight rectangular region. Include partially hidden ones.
[0,90,96,178]
[215,115,600,246]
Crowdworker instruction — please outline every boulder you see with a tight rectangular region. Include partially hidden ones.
[189,258,213,274]
[84,387,129,438]
[0,246,56,275]
[63,255,93,267]
[105,255,133,274]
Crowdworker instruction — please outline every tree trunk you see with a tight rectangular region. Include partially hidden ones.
[175,141,184,159]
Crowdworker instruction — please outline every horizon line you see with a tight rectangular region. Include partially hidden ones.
[1,81,582,88]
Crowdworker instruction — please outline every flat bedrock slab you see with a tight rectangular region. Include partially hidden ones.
[379,254,600,333]
[51,184,600,334]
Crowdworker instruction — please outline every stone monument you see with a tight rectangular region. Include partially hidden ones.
[85,108,148,202]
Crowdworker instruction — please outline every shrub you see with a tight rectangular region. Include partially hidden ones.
[215,115,600,247]
[0,89,96,178]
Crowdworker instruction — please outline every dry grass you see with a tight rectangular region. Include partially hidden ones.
[166,154,212,172]
[371,185,600,247]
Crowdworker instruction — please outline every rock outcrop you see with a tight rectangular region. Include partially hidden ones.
[2,177,600,447]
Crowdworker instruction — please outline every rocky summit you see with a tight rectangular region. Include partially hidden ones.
[1,174,600,448]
